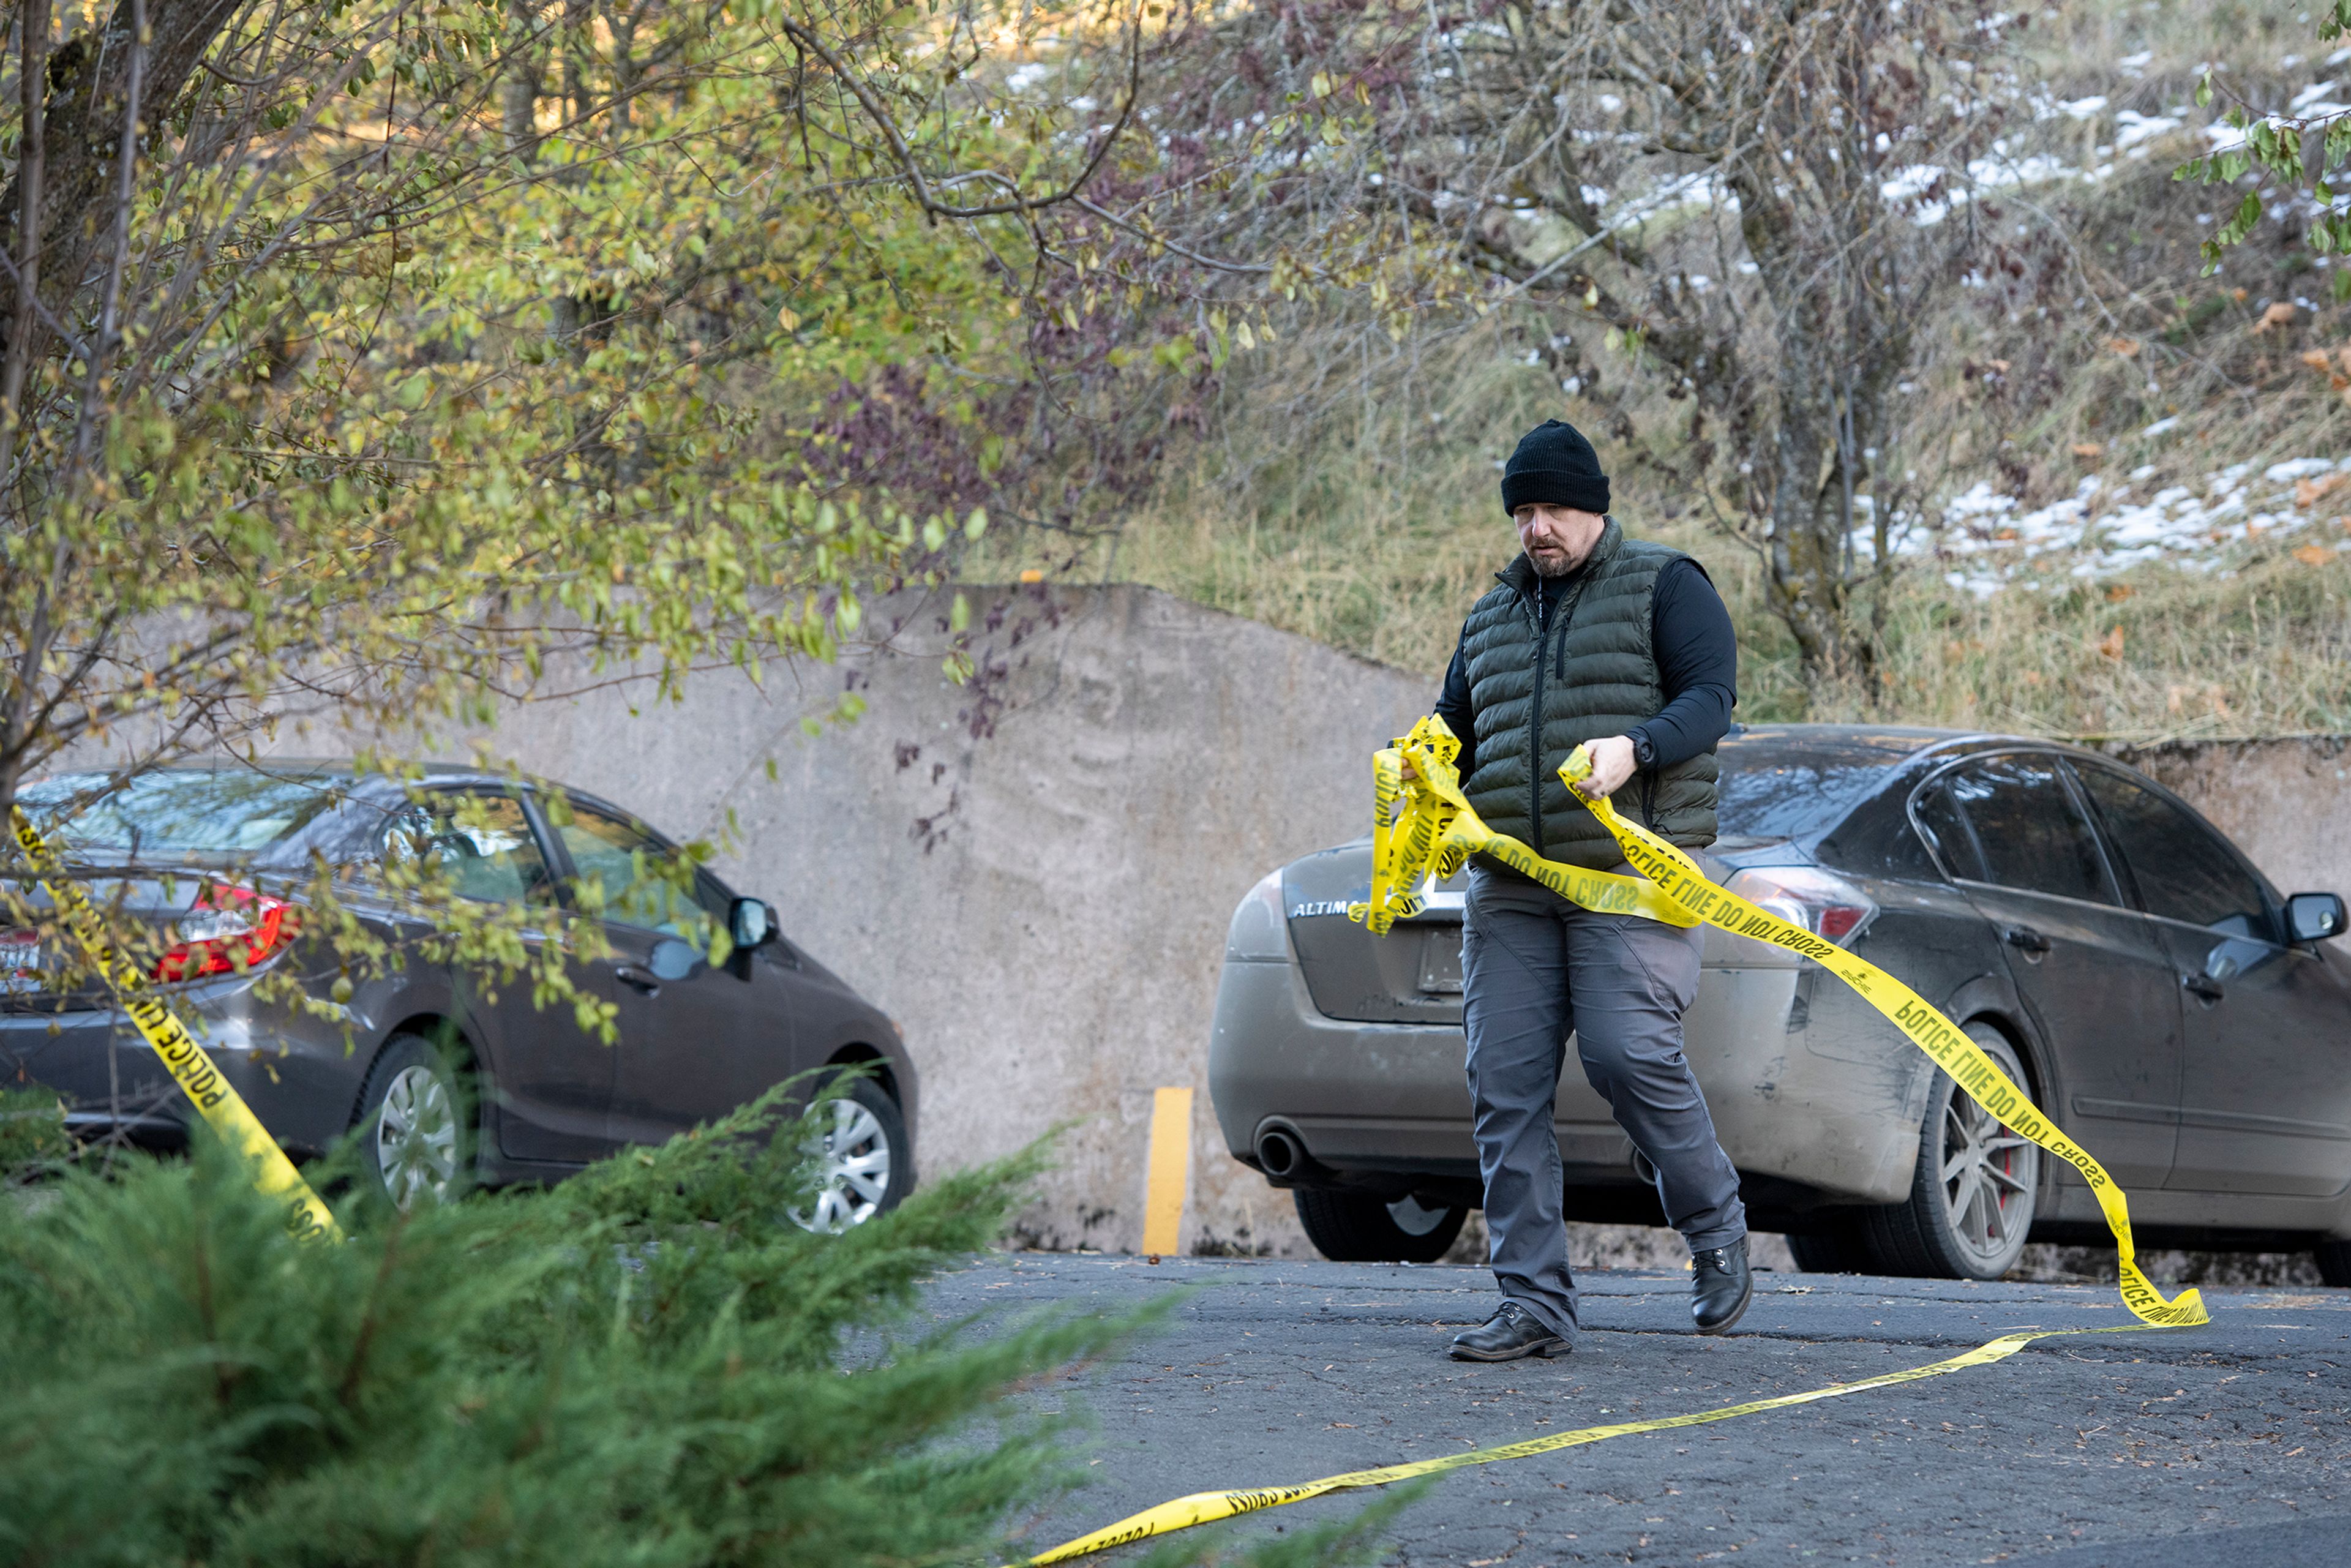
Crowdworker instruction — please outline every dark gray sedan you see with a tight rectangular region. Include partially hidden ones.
[1209,726,2351,1282]
[1,763,916,1223]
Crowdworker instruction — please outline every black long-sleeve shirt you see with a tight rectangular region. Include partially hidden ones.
[1433,556,1737,782]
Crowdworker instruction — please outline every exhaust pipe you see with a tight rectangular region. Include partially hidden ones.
[1255,1125,1307,1178]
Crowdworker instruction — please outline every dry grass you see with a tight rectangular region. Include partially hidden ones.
[1049,308,2351,740]
[1814,552,2351,739]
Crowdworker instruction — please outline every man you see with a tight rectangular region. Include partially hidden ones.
[1428,417,1750,1362]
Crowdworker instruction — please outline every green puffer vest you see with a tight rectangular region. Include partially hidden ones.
[1460,519,1721,870]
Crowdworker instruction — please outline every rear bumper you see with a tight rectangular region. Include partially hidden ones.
[1207,938,1931,1214]
[0,973,368,1158]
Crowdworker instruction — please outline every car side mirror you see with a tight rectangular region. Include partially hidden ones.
[730,896,778,951]
[2286,892,2346,944]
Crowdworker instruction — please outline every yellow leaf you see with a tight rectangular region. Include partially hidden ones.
[2293,543,2333,566]
[2070,442,2102,459]
[2095,625,2126,659]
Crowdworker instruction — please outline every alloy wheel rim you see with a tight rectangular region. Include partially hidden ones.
[1387,1195,1450,1237]
[791,1097,892,1233]
[1939,1056,2038,1271]
[375,1063,458,1211]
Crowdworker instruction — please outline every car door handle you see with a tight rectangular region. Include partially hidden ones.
[2183,971,2225,1003]
[2003,925,2052,958]
[613,965,661,997]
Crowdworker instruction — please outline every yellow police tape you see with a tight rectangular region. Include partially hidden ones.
[9,806,339,1242]
[1026,1321,2172,1564]
[1348,715,2202,1330]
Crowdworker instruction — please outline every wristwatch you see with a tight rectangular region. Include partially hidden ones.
[1630,732,1657,768]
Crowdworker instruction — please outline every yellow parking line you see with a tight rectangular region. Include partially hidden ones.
[1141,1086,1193,1257]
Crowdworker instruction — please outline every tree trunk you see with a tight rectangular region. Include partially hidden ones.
[502,0,546,159]
[0,0,241,369]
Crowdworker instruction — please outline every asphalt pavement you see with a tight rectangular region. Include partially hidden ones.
[917,1253,2350,1567]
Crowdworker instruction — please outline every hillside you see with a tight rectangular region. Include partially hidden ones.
[1085,1,2351,743]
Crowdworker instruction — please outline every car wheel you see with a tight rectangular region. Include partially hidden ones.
[2316,1240,2351,1288]
[354,1032,470,1212]
[789,1078,907,1233]
[1293,1188,1468,1263]
[1787,1217,1875,1274]
[1861,1024,2041,1280]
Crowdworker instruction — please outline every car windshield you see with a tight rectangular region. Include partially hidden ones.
[15,769,348,857]
[1715,730,1938,843]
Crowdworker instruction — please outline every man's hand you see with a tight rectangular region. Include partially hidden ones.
[1573,735,1638,799]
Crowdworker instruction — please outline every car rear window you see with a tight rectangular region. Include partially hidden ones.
[1715,730,1938,842]
[15,769,348,857]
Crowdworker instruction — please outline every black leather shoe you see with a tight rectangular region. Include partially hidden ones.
[1449,1301,1570,1361]
[1692,1238,1753,1335]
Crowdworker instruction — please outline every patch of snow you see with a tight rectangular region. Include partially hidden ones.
[1895,455,2351,595]
[2113,111,2181,149]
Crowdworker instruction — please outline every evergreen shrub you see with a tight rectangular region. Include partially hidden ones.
[0,1087,1399,1567]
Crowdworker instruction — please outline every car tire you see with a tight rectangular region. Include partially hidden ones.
[353,1031,473,1212]
[790,1078,907,1232]
[1787,1217,1875,1274]
[1293,1188,1468,1263]
[2316,1241,2351,1288]
[1859,1024,2041,1280]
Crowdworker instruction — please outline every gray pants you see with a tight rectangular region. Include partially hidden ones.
[1463,861,1747,1340]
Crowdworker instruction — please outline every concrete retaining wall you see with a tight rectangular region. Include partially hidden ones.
[238,587,2351,1261]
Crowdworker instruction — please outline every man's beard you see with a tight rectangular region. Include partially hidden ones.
[1531,548,1575,579]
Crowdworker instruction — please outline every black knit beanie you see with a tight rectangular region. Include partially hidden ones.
[1500,418,1610,517]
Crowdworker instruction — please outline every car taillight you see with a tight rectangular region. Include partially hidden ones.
[1723,865,1878,947]
[1226,868,1291,962]
[153,884,298,983]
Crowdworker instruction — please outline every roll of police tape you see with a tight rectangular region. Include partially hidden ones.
[1024,1320,2174,1564]
[9,806,339,1242]
[1353,722,1697,933]
[1352,715,2203,1331]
